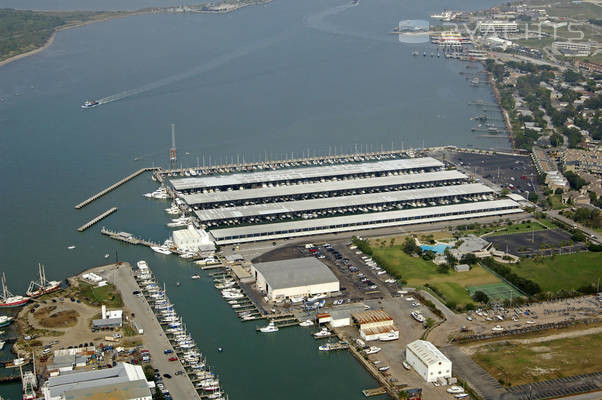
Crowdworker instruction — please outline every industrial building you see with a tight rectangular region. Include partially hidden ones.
[92,305,123,329]
[170,157,444,192]
[210,199,521,245]
[42,362,152,400]
[251,257,339,301]
[172,225,216,253]
[405,340,452,383]
[196,184,495,227]
[352,310,399,341]
[168,157,522,245]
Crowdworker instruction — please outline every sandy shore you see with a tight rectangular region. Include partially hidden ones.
[0,0,271,69]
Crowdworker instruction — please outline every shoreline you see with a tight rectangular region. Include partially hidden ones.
[0,0,271,69]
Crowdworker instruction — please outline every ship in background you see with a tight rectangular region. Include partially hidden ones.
[26,264,61,298]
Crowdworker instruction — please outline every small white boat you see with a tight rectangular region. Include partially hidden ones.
[454,394,469,399]
[259,321,278,333]
[67,245,76,250]
[492,325,504,332]
[104,254,110,259]
[364,346,381,355]
[191,274,200,280]
[313,327,331,338]
[0,340,5,350]
[378,365,390,371]
[447,386,465,394]
[403,361,411,370]
[299,320,314,327]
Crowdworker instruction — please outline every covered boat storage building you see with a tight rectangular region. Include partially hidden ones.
[167,157,523,245]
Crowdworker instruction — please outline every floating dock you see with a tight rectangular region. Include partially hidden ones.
[100,227,160,248]
[75,167,158,209]
[77,207,118,232]
[362,387,387,397]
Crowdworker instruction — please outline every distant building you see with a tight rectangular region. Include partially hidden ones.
[405,340,452,382]
[485,35,514,50]
[479,20,519,34]
[352,310,399,341]
[563,149,602,174]
[172,225,215,254]
[552,41,590,57]
[545,171,570,192]
[42,362,152,400]
[251,257,339,301]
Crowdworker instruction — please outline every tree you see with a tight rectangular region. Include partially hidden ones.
[472,290,489,303]
[444,248,457,267]
[460,253,477,265]
[528,191,539,202]
[402,236,421,255]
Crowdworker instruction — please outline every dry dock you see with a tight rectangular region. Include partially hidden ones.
[74,167,157,209]
[77,207,118,232]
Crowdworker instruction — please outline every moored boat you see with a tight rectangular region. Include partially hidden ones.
[0,273,29,308]
[26,264,61,298]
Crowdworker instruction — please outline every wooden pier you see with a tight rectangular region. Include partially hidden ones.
[362,387,387,397]
[77,207,118,232]
[100,227,160,248]
[74,167,158,209]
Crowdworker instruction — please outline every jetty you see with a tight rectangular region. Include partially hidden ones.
[77,207,118,232]
[100,227,160,248]
[74,167,158,209]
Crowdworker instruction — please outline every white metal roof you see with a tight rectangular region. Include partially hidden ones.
[253,257,339,290]
[210,199,520,240]
[170,157,443,190]
[406,340,450,367]
[195,183,493,222]
[181,170,467,205]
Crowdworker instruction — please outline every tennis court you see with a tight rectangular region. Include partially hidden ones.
[467,282,523,301]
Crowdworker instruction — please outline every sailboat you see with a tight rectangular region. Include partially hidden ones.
[26,264,61,298]
[0,273,29,308]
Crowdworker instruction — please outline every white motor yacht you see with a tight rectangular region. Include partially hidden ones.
[259,321,279,333]
[313,327,331,338]
[299,320,313,327]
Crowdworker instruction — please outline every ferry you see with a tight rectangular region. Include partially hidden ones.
[0,273,29,308]
[81,100,99,109]
[26,264,61,298]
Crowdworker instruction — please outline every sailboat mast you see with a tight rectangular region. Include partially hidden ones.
[1,273,6,300]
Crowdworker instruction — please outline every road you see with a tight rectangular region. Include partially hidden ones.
[547,209,601,243]
[103,263,201,400]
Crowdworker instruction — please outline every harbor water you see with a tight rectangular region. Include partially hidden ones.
[0,0,503,397]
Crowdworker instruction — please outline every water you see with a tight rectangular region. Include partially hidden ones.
[420,243,451,254]
[0,0,504,397]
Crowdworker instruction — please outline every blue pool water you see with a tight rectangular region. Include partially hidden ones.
[421,244,451,254]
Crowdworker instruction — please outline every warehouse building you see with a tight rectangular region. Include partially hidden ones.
[42,362,152,400]
[182,170,468,208]
[251,257,339,301]
[170,157,444,192]
[195,184,495,227]
[405,340,452,382]
[352,310,399,341]
[210,199,522,245]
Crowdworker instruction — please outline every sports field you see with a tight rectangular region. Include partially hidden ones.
[510,252,602,292]
[467,282,523,302]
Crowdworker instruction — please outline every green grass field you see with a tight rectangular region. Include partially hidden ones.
[472,333,602,386]
[486,219,556,237]
[510,252,602,292]
[371,246,502,308]
[467,282,523,301]
[77,281,123,308]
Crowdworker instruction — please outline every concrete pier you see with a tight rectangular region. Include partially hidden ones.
[77,207,118,232]
[75,167,158,209]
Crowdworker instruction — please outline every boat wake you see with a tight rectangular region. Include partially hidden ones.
[96,32,290,106]
[304,2,390,44]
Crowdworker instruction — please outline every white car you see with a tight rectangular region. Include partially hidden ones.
[405,297,415,301]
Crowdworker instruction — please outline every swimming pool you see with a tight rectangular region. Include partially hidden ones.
[420,244,451,254]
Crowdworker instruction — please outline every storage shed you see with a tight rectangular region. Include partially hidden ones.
[405,340,452,382]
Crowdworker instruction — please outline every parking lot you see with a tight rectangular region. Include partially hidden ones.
[487,229,585,257]
[433,150,539,197]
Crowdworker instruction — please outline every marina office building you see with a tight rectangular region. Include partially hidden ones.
[405,340,452,383]
[168,157,523,245]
